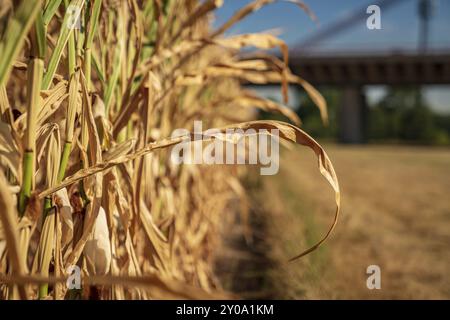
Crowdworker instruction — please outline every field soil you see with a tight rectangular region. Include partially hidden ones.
[218,144,450,299]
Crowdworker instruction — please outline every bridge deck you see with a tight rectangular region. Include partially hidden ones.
[289,52,450,86]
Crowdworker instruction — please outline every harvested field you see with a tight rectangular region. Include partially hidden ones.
[245,145,450,299]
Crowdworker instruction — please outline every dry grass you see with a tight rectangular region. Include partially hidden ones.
[0,0,338,300]
[257,145,450,299]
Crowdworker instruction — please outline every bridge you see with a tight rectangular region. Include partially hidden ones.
[289,49,450,143]
[277,0,450,143]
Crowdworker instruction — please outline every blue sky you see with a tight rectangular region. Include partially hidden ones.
[213,0,450,114]
[214,0,450,50]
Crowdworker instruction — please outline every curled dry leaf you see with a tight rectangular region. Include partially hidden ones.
[39,120,339,260]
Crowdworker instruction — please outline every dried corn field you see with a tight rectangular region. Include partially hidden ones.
[0,0,340,300]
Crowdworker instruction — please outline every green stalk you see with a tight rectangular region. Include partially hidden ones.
[64,0,77,76]
[68,33,76,75]
[57,142,72,183]
[0,0,42,86]
[84,48,92,89]
[18,152,34,216]
[54,0,79,189]
[84,0,102,91]
[103,49,122,115]
[104,6,124,115]
[42,0,85,90]
[18,57,44,216]
[37,196,53,299]
[43,0,63,25]
[38,283,49,299]
[91,50,105,84]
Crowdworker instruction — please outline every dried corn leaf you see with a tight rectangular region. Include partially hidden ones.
[0,171,27,299]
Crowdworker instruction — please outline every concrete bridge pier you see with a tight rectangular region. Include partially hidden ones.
[338,85,367,144]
